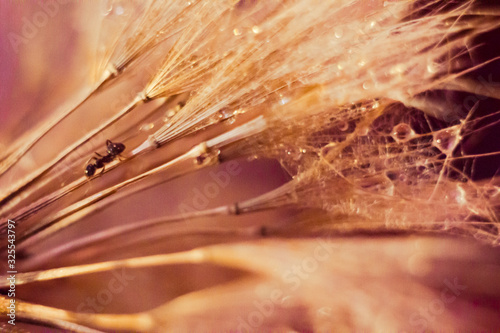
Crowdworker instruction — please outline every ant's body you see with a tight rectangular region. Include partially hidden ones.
[85,140,125,177]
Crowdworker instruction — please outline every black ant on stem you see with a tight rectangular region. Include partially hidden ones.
[85,140,125,177]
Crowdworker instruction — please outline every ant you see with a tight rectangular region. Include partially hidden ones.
[85,140,125,177]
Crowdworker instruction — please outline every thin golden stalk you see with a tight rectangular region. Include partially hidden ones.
[16,117,267,247]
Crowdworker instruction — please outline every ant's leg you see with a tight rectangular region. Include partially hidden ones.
[85,156,98,166]
[85,154,102,167]
[99,164,106,176]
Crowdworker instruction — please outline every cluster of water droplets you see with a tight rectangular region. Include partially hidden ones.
[271,98,493,228]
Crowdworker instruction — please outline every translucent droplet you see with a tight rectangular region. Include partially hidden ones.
[390,64,405,75]
[427,61,439,74]
[167,110,176,118]
[391,123,414,142]
[283,148,301,161]
[234,108,244,115]
[114,4,125,16]
[252,26,261,34]
[320,143,338,162]
[334,28,343,38]
[358,59,366,67]
[358,126,369,136]
[292,148,303,161]
[218,108,234,120]
[175,103,184,111]
[433,128,459,154]
[362,81,371,90]
[385,170,398,181]
[337,120,348,131]
[233,28,242,36]
[195,154,208,165]
[140,123,154,132]
[279,96,290,105]
[455,184,467,205]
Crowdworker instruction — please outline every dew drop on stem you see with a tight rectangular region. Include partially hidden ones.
[391,123,414,143]
[433,127,460,154]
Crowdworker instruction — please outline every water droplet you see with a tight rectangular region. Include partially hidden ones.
[114,4,125,16]
[175,102,184,111]
[279,96,290,105]
[252,26,261,34]
[337,121,348,131]
[320,143,338,162]
[285,148,302,161]
[334,28,343,38]
[391,123,414,142]
[433,127,459,154]
[385,170,398,181]
[233,28,242,36]
[362,81,371,90]
[195,154,207,165]
[358,126,369,136]
[455,184,467,205]
[390,64,405,75]
[140,123,154,132]
[427,61,439,74]
[358,59,366,67]
[167,110,176,118]
[217,108,234,120]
